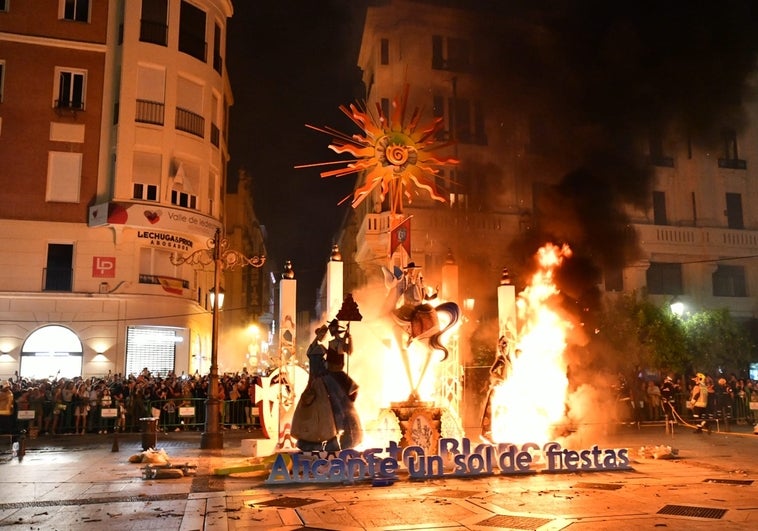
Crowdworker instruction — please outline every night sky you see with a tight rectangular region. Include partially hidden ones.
[227,1,368,311]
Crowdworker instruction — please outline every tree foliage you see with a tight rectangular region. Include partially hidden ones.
[596,292,689,374]
[594,292,754,377]
[682,308,753,377]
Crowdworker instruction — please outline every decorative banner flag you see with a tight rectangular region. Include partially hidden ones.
[157,276,184,295]
[390,216,412,256]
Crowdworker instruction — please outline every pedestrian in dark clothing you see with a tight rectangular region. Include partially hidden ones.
[660,375,679,424]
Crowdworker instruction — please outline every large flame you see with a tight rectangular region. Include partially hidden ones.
[328,288,459,450]
[490,243,573,445]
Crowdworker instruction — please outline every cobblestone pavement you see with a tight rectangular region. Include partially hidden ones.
[1,423,757,530]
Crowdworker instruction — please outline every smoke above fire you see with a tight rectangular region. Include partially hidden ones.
[474,1,758,321]
[463,2,758,439]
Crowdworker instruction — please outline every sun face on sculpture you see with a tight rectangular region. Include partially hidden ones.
[377,134,417,172]
[300,85,459,216]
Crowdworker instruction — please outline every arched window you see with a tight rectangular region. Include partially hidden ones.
[20,325,83,379]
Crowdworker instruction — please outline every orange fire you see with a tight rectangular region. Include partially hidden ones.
[490,243,573,445]
[343,291,459,449]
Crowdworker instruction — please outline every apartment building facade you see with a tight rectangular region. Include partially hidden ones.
[0,0,260,380]
[339,0,758,353]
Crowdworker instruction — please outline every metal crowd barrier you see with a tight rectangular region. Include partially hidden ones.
[3,397,261,435]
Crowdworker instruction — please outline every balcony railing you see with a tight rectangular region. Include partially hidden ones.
[54,99,84,112]
[179,32,207,62]
[718,158,747,170]
[635,223,758,255]
[175,107,204,138]
[135,99,165,125]
[139,20,168,46]
[359,212,394,239]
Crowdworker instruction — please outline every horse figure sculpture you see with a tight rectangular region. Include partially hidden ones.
[383,263,460,400]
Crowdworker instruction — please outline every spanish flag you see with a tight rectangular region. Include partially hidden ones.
[158,276,184,295]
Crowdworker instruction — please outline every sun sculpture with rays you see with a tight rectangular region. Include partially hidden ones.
[299,85,459,216]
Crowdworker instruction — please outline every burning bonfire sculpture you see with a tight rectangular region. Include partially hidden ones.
[298,86,464,449]
[303,85,462,391]
[301,87,581,451]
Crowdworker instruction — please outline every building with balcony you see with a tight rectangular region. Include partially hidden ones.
[0,0,265,380]
[334,0,758,359]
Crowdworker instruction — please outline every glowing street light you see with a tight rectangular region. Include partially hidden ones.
[209,287,225,310]
[670,297,685,317]
[171,228,265,449]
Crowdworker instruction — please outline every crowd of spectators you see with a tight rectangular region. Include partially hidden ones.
[615,371,758,425]
[4,367,757,436]
[0,368,262,436]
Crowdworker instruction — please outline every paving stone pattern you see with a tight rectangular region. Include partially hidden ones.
[0,427,757,530]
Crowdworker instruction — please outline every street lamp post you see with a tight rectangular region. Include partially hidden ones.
[171,228,265,449]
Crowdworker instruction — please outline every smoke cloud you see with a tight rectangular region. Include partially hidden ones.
[475,0,758,326]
